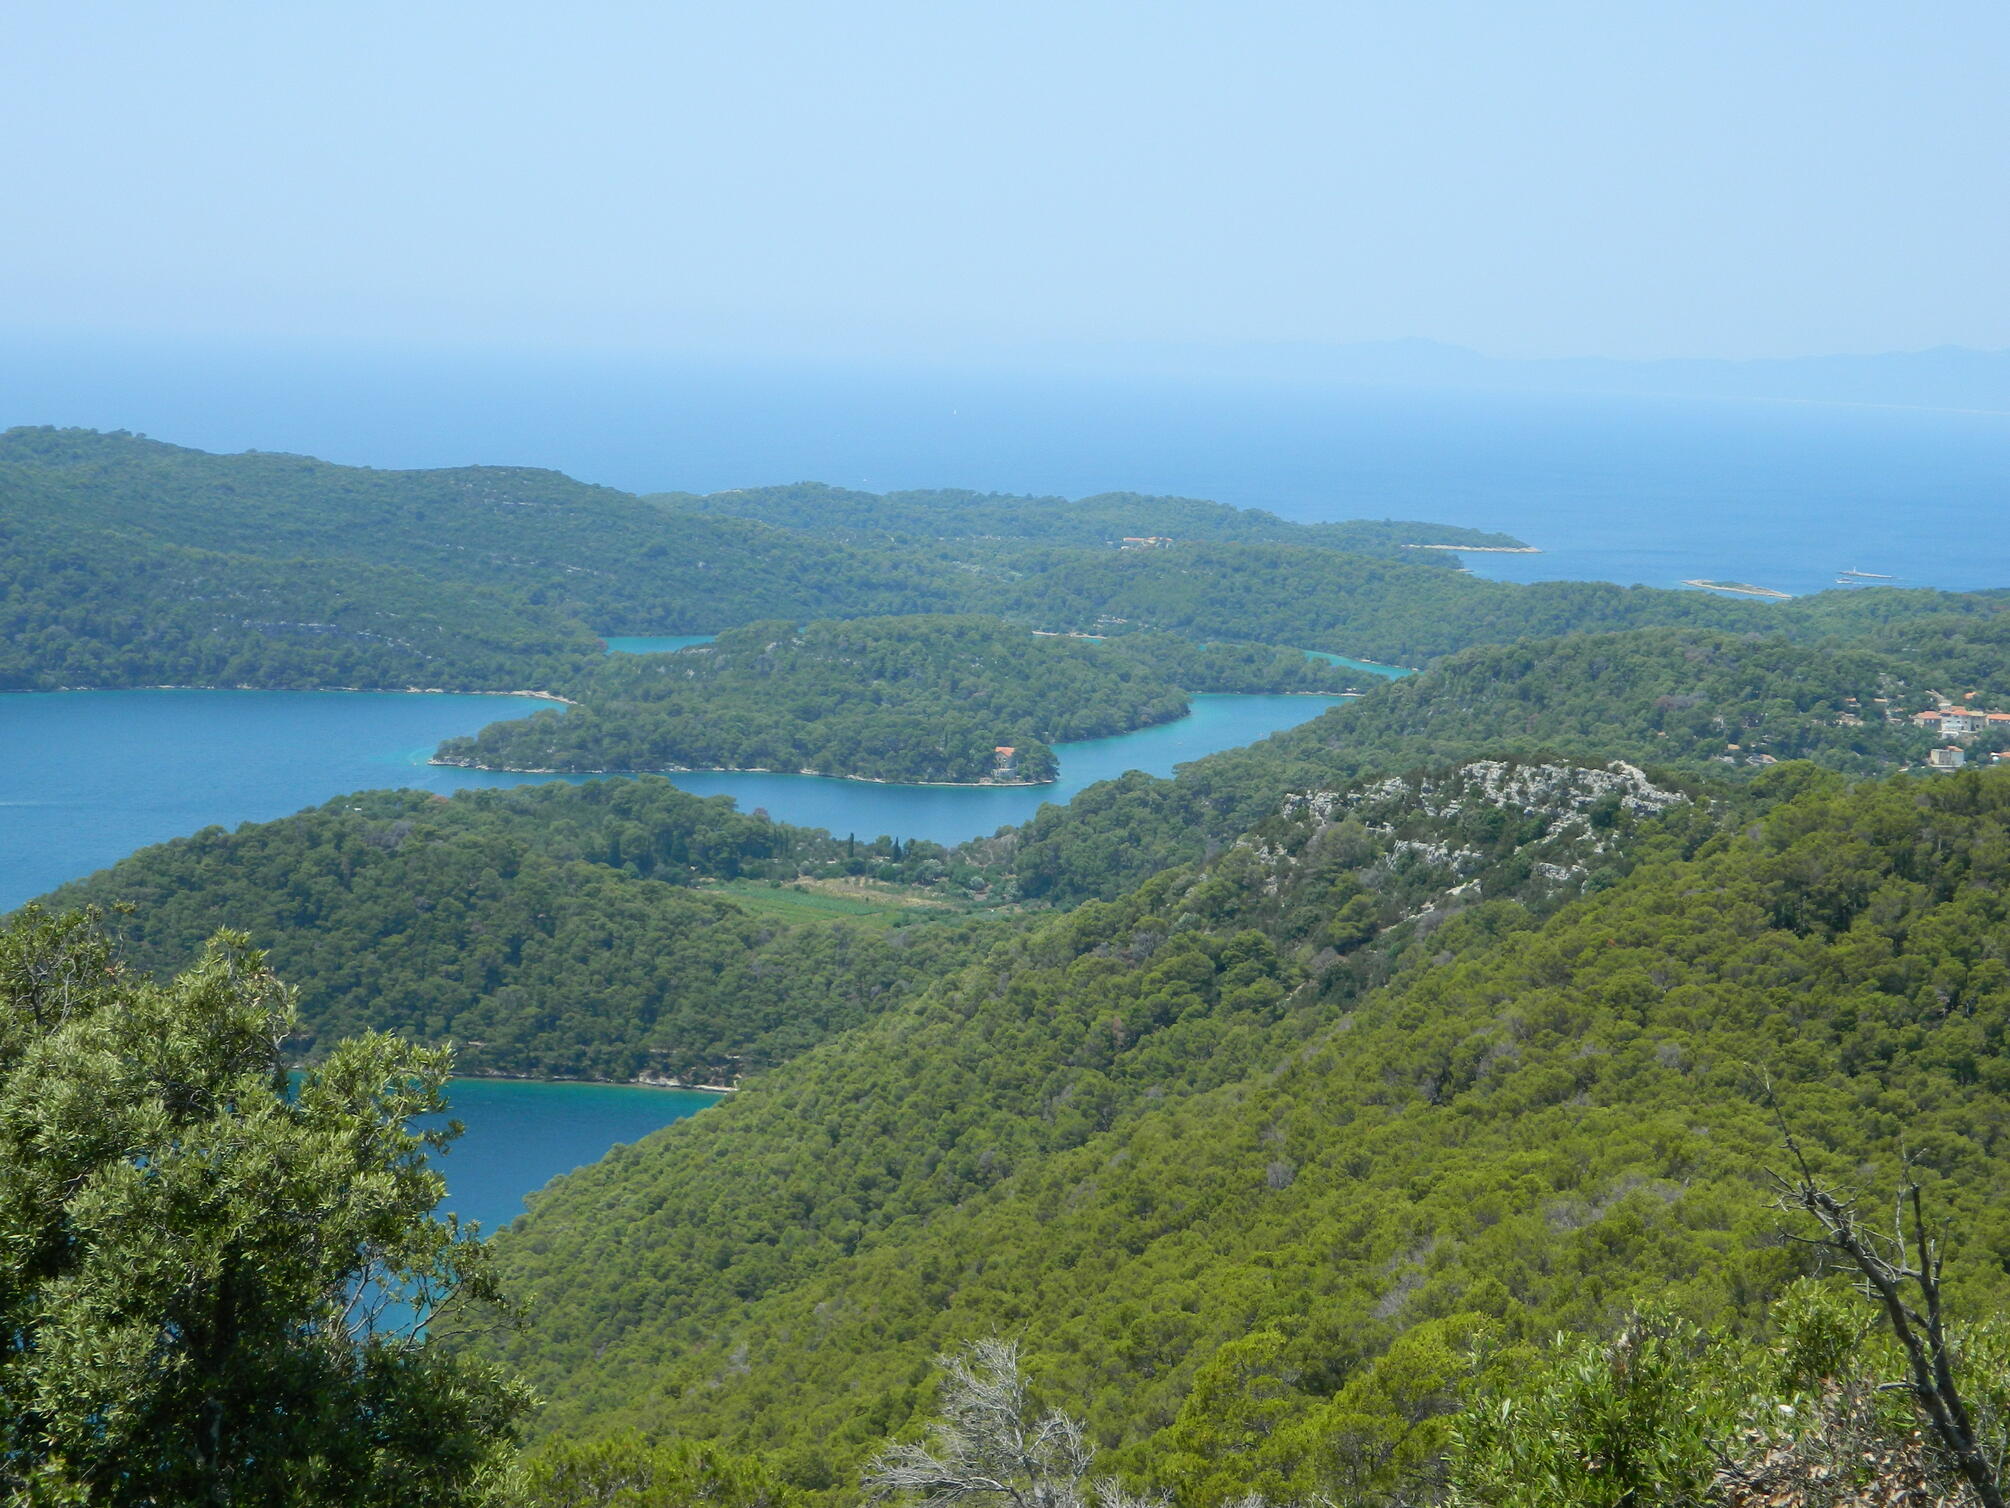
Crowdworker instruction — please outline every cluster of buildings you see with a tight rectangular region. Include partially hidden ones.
[1910,703,2010,772]
[1911,707,2010,736]
[1829,697,2010,772]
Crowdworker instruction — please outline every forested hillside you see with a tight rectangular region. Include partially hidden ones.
[44,780,1013,1082]
[0,493,603,692]
[0,428,960,690]
[654,480,1524,558]
[435,617,1356,784]
[7,425,2005,702]
[989,625,1953,905]
[486,765,2010,1504]
[0,427,960,632]
[977,538,2010,669]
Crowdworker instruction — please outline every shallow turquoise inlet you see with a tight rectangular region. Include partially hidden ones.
[425,1077,716,1232]
[600,634,716,654]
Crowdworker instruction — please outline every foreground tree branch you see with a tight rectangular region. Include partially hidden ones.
[864,1340,1163,1508]
[0,906,529,1505]
[1770,1117,2004,1508]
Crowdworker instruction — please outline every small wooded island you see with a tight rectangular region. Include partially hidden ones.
[430,614,1356,784]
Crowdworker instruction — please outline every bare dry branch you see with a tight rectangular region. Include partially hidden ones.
[865,1340,1163,1508]
[1765,1096,2003,1508]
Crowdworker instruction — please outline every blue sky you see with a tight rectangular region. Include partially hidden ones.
[3,1,2006,360]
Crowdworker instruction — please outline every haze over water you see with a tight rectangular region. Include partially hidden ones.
[5,342,2006,599]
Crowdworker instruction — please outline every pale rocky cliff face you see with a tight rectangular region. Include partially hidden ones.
[1302,756,1687,826]
[1248,758,1690,904]
[1106,758,1702,997]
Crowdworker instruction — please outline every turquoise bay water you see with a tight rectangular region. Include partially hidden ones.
[602,634,716,654]
[0,690,566,911]
[609,693,1348,846]
[0,688,1349,907]
[1303,649,1414,679]
[427,1079,714,1231]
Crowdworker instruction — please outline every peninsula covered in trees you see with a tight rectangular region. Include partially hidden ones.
[42,780,1010,1083]
[0,505,604,692]
[0,426,952,691]
[652,478,1529,557]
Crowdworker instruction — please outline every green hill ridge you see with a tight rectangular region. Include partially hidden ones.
[9,425,2007,705]
[652,479,1524,558]
[988,624,1970,907]
[483,763,2010,1503]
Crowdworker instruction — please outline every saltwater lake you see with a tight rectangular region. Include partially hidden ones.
[1,681,1351,1224]
[0,686,1353,910]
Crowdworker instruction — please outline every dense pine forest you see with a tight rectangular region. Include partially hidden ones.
[482,765,2010,1503]
[8,425,2010,1504]
[0,504,604,691]
[44,780,1020,1082]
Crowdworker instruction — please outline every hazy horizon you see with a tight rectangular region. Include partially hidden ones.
[5,1,2005,365]
[6,0,2003,595]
